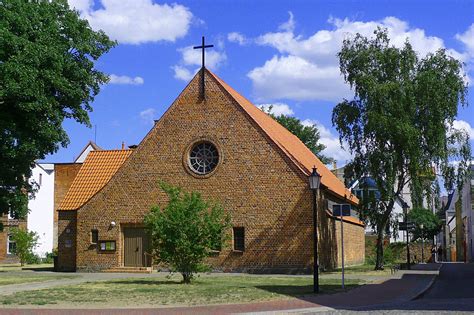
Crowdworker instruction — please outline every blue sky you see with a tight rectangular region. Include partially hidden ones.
[46,0,474,165]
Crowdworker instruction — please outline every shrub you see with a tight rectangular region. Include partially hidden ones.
[144,182,230,283]
[9,228,39,266]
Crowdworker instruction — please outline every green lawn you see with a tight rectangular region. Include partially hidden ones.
[0,273,77,286]
[0,275,365,307]
[322,264,392,276]
[0,263,54,272]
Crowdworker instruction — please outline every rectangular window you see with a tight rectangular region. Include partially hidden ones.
[233,227,245,252]
[65,239,72,248]
[99,241,116,251]
[39,173,43,186]
[332,204,351,216]
[91,230,99,244]
[7,235,16,254]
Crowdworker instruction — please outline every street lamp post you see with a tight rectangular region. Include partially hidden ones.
[420,224,425,263]
[309,166,322,293]
[403,202,410,270]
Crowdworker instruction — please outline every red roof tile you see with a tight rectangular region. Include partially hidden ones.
[59,150,132,211]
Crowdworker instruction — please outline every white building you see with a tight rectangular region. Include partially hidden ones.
[27,141,101,258]
[28,163,55,257]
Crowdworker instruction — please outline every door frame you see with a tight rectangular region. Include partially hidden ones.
[120,223,150,267]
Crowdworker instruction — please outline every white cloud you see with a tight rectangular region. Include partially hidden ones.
[279,11,295,32]
[456,24,474,56]
[109,74,144,85]
[172,45,227,81]
[139,108,156,125]
[259,103,294,116]
[249,55,349,101]
[248,15,468,102]
[68,0,193,44]
[302,119,353,163]
[172,65,194,81]
[68,0,92,12]
[227,32,247,45]
[453,119,474,138]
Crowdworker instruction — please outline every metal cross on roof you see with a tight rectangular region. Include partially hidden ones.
[193,36,213,99]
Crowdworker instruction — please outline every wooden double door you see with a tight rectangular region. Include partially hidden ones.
[123,227,151,267]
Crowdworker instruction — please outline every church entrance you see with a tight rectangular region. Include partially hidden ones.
[123,227,151,267]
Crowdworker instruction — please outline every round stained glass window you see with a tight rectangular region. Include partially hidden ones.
[188,142,219,175]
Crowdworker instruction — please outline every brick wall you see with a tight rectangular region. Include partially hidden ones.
[59,71,365,272]
[0,214,27,264]
[334,218,366,267]
[54,163,82,250]
[57,211,77,271]
[0,216,6,262]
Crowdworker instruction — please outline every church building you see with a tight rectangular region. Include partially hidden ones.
[57,68,365,273]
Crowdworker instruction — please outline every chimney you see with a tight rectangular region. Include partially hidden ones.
[121,141,125,150]
[332,161,337,170]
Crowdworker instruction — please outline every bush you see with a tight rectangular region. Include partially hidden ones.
[365,241,405,266]
[42,252,55,264]
[145,182,230,283]
[26,253,41,264]
[9,228,39,266]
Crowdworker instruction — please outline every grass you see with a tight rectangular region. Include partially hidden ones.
[322,263,393,276]
[0,273,77,286]
[0,263,54,272]
[0,274,366,307]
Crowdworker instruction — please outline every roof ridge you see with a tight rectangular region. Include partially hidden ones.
[205,69,358,204]
[89,149,133,152]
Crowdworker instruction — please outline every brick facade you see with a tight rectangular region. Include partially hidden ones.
[58,70,365,272]
[54,163,82,251]
[57,211,77,271]
[0,214,27,264]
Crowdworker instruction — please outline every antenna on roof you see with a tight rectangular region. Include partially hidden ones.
[121,141,125,150]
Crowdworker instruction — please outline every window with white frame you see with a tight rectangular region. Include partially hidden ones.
[7,234,16,254]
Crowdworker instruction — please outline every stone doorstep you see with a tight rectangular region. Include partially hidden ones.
[102,266,152,274]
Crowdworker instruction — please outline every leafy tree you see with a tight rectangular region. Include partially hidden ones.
[144,182,230,283]
[9,228,39,266]
[0,0,115,218]
[332,28,470,270]
[263,106,334,164]
[408,208,442,241]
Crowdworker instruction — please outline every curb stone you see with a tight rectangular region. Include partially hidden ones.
[410,264,442,301]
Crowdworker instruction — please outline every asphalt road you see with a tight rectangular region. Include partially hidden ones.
[342,263,474,314]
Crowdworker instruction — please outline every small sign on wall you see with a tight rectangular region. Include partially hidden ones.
[99,241,116,251]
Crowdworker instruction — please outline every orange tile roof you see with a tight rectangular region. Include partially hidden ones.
[59,150,132,211]
[207,69,358,205]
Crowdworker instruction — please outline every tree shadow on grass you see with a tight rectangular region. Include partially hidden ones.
[256,283,359,298]
[107,279,181,286]
[22,267,54,272]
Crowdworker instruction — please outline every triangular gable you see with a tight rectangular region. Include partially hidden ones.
[74,141,102,163]
[207,70,358,205]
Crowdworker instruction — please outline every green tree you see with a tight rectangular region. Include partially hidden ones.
[263,106,334,164]
[144,182,231,283]
[332,28,470,270]
[408,208,442,241]
[9,228,39,266]
[0,0,115,218]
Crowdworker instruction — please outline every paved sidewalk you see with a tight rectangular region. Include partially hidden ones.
[0,264,440,314]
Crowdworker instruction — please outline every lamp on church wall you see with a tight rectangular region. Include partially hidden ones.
[309,166,321,293]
